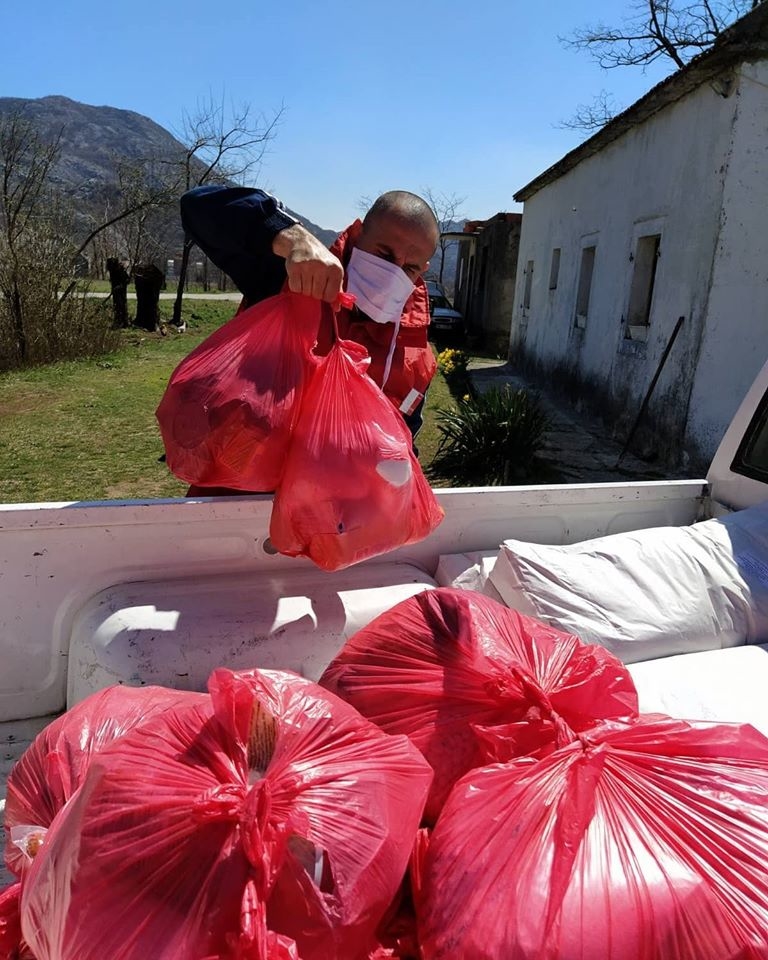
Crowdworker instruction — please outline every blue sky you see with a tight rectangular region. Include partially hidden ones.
[3,1,673,231]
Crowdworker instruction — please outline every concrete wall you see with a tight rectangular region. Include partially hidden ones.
[509,66,751,471]
[683,60,768,468]
[456,215,522,352]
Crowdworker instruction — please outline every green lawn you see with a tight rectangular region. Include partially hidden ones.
[0,303,458,503]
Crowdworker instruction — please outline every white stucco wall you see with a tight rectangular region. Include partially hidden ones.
[510,67,754,468]
[683,60,768,464]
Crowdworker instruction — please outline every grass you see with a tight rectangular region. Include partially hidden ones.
[0,306,460,503]
[0,301,231,503]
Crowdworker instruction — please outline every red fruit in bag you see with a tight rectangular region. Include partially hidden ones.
[156,291,322,491]
[4,684,205,878]
[417,716,768,960]
[321,588,638,822]
[269,336,443,571]
[21,668,433,960]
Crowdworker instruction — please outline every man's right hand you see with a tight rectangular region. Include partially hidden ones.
[272,224,344,303]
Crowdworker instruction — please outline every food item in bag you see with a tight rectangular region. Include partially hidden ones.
[21,668,433,960]
[322,588,638,822]
[417,716,768,960]
[156,291,322,491]
[270,336,443,571]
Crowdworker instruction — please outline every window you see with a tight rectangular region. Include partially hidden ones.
[523,260,534,311]
[575,245,596,327]
[626,234,661,336]
[549,248,561,290]
[732,389,768,483]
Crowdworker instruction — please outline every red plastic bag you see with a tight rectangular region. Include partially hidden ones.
[269,336,443,570]
[321,588,638,822]
[4,684,205,878]
[417,716,768,960]
[21,668,433,960]
[156,291,322,491]
[368,829,430,960]
[0,882,29,960]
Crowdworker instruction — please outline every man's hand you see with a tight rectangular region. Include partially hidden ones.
[272,224,344,302]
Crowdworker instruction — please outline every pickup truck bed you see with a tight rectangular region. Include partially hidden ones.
[0,479,714,890]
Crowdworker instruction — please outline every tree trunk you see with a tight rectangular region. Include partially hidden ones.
[106,257,130,328]
[171,237,194,327]
[10,280,26,363]
[133,263,164,332]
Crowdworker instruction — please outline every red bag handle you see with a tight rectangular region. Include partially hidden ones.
[330,291,356,342]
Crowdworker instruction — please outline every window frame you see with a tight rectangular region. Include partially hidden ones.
[574,239,598,329]
[549,247,561,291]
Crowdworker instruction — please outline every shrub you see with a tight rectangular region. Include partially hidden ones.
[426,386,550,486]
[436,348,471,396]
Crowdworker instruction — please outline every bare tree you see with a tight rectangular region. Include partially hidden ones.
[0,112,62,361]
[421,188,466,285]
[0,111,121,367]
[82,156,179,326]
[170,94,283,327]
[561,0,763,131]
[556,90,625,133]
[0,110,176,366]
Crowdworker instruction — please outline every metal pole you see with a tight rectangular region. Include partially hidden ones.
[617,315,686,466]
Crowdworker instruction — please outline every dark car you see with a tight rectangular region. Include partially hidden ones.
[427,284,465,338]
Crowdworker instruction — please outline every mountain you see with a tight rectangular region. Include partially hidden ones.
[0,95,339,249]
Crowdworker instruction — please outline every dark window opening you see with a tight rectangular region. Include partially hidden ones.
[575,245,596,326]
[523,260,534,311]
[627,234,661,329]
[549,248,561,290]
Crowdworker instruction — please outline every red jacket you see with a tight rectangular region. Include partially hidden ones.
[322,220,436,413]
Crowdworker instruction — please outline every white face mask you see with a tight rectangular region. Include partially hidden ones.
[345,247,415,324]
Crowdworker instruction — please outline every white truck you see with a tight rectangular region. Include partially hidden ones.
[3,357,768,892]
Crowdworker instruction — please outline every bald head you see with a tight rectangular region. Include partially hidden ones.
[357,191,439,281]
[364,191,439,239]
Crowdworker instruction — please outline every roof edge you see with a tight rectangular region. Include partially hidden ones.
[514,4,768,202]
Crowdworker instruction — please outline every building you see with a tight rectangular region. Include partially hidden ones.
[509,4,768,472]
[451,213,522,353]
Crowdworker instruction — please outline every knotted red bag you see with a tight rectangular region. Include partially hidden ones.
[417,716,768,960]
[4,685,205,878]
[21,668,433,960]
[321,588,638,822]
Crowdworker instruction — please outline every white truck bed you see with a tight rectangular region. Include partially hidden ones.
[0,479,711,890]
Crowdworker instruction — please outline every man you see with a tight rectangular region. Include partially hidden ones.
[178,185,439,493]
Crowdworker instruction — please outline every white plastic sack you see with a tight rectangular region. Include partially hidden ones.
[488,501,768,663]
[628,643,768,732]
[434,551,503,600]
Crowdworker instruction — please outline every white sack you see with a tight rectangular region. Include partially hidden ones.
[488,502,768,663]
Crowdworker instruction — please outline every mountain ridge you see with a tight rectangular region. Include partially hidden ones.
[0,95,340,249]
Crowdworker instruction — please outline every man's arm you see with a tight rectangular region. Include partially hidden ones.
[180,185,343,304]
[273,224,344,302]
